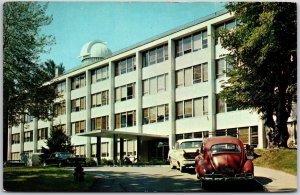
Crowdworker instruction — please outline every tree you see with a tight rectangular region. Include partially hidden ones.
[41,128,74,156]
[219,2,297,148]
[44,59,65,78]
[3,2,56,161]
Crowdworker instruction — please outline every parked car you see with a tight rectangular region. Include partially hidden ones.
[43,152,86,167]
[168,138,203,172]
[195,136,254,188]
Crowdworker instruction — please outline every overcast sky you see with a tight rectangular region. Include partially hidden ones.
[40,1,226,71]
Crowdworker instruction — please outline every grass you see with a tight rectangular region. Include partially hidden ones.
[253,149,297,176]
[3,167,95,192]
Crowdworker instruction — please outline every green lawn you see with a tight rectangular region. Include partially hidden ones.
[3,167,95,192]
[253,149,297,176]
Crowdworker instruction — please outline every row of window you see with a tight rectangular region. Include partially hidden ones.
[142,44,168,67]
[215,126,258,146]
[215,19,237,45]
[92,90,109,107]
[12,128,49,144]
[176,97,209,119]
[143,74,168,96]
[175,131,209,141]
[176,63,208,88]
[115,56,136,76]
[71,74,85,90]
[24,131,33,142]
[71,97,85,112]
[91,116,109,131]
[143,104,169,125]
[91,65,109,83]
[115,111,136,129]
[38,128,48,140]
[216,58,233,79]
[54,101,66,117]
[115,83,135,102]
[175,30,208,57]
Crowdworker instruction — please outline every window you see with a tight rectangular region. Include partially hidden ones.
[216,58,225,79]
[215,20,237,45]
[216,129,226,136]
[184,68,192,87]
[115,83,135,102]
[184,100,193,118]
[91,116,109,130]
[227,128,238,137]
[24,131,33,142]
[143,104,168,124]
[72,121,86,134]
[176,70,184,88]
[101,142,109,157]
[143,74,168,96]
[24,114,34,123]
[142,44,168,67]
[91,144,97,157]
[176,63,207,88]
[71,74,85,90]
[91,65,109,83]
[217,97,225,113]
[11,152,19,160]
[38,128,48,140]
[55,81,66,95]
[203,63,208,82]
[91,91,109,107]
[175,30,208,57]
[193,65,201,84]
[239,127,249,144]
[71,97,85,112]
[53,124,66,134]
[75,145,86,157]
[115,111,136,129]
[251,126,258,146]
[176,97,208,120]
[54,101,66,117]
[12,133,20,144]
[115,56,136,76]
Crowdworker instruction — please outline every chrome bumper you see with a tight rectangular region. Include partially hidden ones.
[203,173,254,181]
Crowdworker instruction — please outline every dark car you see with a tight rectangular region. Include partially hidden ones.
[43,152,86,167]
[195,136,254,188]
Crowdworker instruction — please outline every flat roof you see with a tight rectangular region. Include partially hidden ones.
[77,129,169,140]
[64,8,228,75]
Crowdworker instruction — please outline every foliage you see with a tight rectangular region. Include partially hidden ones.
[3,167,94,192]
[253,149,297,175]
[44,59,65,78]
[41,128,74,157]
[85,158,98,167]
[100,159,114,166]
[219,2,297,148]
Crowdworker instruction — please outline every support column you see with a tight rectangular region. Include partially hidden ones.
[20,116,24,155]
[33,118,38,153]
[119,138,124,162]
[7,126,12,160]
[136,52,143,134]
[136,136,142,162]
[109,61,115,160]
[168,39,176,149]
[66,78,72,136]
[86,70,92,158]
[113,134,118,164]
[96,137,101,165]
[207,24,216,137]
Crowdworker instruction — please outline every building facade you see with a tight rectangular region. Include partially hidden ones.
[8,10,297,163]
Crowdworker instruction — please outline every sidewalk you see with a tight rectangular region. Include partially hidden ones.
[255,166,297,192]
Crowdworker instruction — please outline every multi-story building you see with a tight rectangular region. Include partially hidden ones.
[8,10,297,163]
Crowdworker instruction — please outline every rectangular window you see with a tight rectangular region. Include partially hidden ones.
[143,80,149,96]
[203,63,208,82]
[72,121,86,134]
[149,107,157,123]
[115,87,121,102]
[143,52,149,67]
[176,70,184,88]
[216,58,225,79]
[184,68,192,87]
[193,32,201,51]
[149,49,156,65]
[227,128,238,137]
[184,100,193,118]
[72,97,85,112]
[165,104,169,121]
[194,98,202,117]
[150,77,157,95]
[71,74,85,90]
[176,102,183,119]
[127,83,134,100]
[193,65,202,84]
[217,97,225,113]
[92,65,109,83]
[38,128,48,140]
[203,96,209,115]
[12,133,20,144]
[116,56,136,76]
[115,114,120,129]
[143,108,149,124]
[216,129,226,136]
[202,31,208,48]
[127,111,134,127]
[156,46,164,63]
[56,81,66,95]
[239,127,249,144]
[251,126,258,146]
[121,86,127,101]
[164,44,168,60]
[121,113,127,128]
[176,39,183,57]
[127,58,133,72]
[157,105,165,122]
[157,75,165,92]
[115,111,136,129]
[24,131,33,142]
[102,91,108,106]
[183,36,192,54]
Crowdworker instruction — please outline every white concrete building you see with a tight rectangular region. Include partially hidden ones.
[8,10,297,163]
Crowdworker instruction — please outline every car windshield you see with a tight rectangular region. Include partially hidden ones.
[179,141,202,149]
[211,143,241,154]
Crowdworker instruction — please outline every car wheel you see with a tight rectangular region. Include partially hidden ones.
[169,159,175,169]
[179,165,186,173]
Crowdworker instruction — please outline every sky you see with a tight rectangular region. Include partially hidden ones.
[40,1,226,71]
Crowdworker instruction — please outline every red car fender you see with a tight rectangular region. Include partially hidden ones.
[242,159,254,175]
[196,160,213,177]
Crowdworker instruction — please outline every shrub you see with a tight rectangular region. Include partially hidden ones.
[85,158,97,167]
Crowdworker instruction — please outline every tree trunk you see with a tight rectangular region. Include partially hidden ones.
[3,86,9,161]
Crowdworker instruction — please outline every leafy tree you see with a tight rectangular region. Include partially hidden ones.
[219,2,297,148]
[3,2,55,161]
[44,59,65,78]
[41,128,74,156]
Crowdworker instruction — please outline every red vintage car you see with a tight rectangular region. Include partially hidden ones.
[195,136,254,188]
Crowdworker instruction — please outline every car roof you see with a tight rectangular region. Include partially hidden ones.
[204,136,244,149]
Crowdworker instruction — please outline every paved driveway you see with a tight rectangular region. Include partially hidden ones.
[83,166,265,192]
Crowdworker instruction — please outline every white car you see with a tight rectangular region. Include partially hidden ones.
[168,138,203,172]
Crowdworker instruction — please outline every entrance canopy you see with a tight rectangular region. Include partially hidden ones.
[77,129,168,140]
